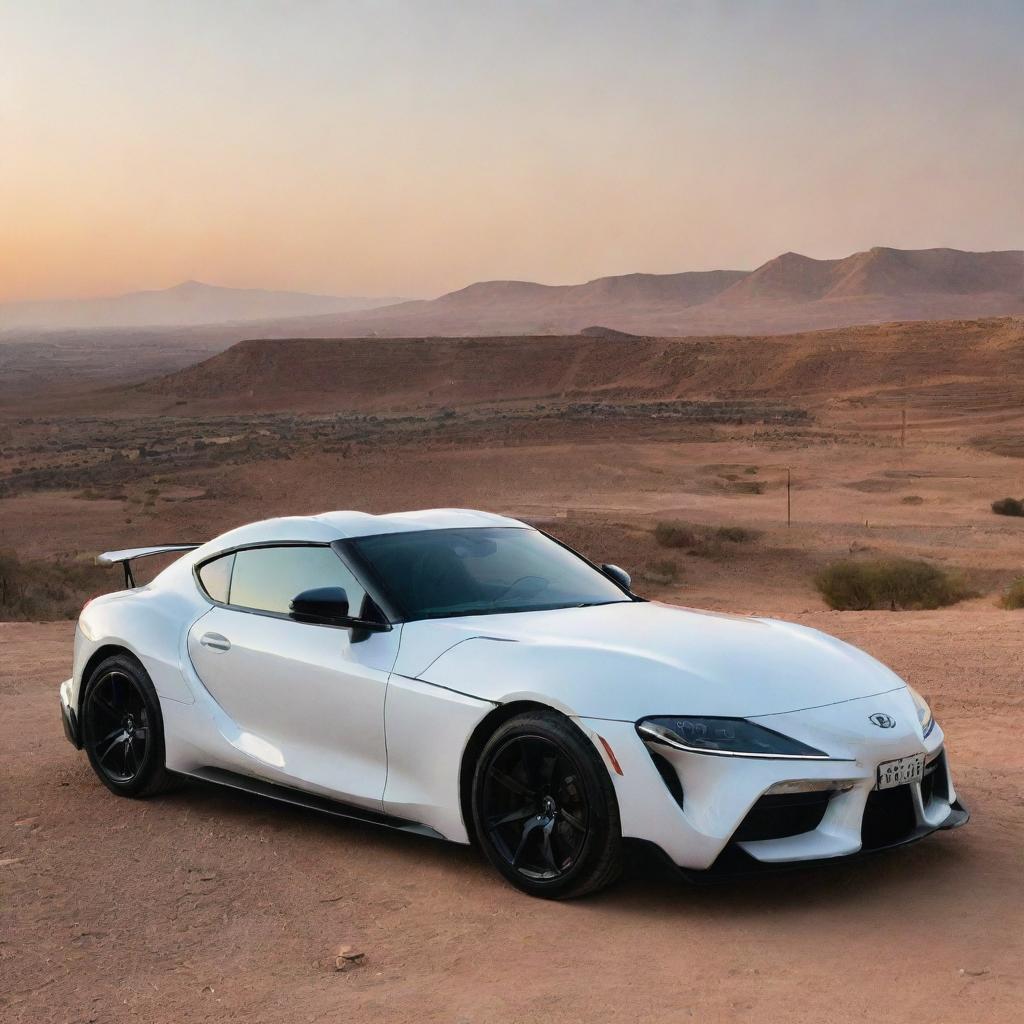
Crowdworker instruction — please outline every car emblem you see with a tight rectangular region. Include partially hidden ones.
[869,713,896,729]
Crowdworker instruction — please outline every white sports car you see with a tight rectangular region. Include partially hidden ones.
[59,508,968,898]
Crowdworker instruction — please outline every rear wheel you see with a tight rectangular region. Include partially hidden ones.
[471,710,623,899]
[81,654,178,798]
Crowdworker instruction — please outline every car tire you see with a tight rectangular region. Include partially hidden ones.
[80,653,180,798]
[471,709,623,899]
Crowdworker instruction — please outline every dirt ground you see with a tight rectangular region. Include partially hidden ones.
[2,323,1024,1020]
[1,611,1021,1024]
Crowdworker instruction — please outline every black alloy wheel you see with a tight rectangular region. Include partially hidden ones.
[472,710,623,898]
[481,734,590,880]
[85,669,151,783]
[81,654,178,797]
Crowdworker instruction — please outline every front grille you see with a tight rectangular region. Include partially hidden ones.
[732,791,832,842]
[861,783,916,849]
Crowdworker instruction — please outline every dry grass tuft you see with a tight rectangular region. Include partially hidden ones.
[999,578,1024,609]
[0,551,109,621]
[654,521,761,556]
[991,497,1024,517]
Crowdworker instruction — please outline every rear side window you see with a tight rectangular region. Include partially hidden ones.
[197,553,234,603]
[228,545,367,616]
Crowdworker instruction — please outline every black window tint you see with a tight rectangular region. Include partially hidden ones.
[350,527,628,620]
[228,546,366,616]
[197,553,234,603]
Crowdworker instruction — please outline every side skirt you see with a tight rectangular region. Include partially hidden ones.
[181,765,446,840]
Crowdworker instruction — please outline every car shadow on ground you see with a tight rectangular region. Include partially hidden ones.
[606,831,978,919]
[154,776,979,918]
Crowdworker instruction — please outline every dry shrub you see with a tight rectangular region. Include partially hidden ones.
[655,521,761,555]
[1000,579,1024,609]
[715,525,758,543]
[991,497,1024,517]
[639,559,679,585]
[901,495,925,506]
[0,550,108,621]
[654,522,698,548]
[815,558,971,611]
[727,479,765,495]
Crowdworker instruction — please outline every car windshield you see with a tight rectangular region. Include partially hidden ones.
[349,527,631,621]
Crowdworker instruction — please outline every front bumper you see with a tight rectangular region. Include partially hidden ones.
[676,796,969,882]
[582,689,969,873]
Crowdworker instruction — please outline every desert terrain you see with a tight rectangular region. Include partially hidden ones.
[3,247,1022,405]
[2,316,1023,1021]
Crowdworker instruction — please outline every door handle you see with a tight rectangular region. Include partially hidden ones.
[199,632,231,652]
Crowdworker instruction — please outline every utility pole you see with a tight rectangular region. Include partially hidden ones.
[786,467,792,528]
[900,407,907,448]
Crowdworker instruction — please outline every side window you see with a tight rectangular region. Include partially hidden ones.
[197,553,234,603]
[227,546,368,618]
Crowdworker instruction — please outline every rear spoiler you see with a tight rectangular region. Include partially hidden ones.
[96,544,201,588]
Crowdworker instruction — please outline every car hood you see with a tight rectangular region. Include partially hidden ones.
[395,601,906,720]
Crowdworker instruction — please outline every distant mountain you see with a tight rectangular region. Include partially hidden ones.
[184,247,1021,340]
[4,247,1022,342]
[0,281,404,331]
[431,269,748,310]
[713,247,1024,305]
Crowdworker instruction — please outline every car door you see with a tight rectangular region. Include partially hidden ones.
[187,543,398,811]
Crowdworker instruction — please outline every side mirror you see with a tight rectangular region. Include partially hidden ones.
[290,586,350,625]
[601,563,632,591]
[289,586,391,632]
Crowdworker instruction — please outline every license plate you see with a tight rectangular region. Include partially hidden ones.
[876,753,925,790]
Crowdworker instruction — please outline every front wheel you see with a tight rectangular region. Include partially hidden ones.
[81,654,179,798]
[471,710,623,899]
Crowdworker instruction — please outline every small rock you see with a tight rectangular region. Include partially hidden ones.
[335,945,366,971]
[959,968,989,977]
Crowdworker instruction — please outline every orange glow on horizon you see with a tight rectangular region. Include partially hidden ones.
[2,2,1021,304]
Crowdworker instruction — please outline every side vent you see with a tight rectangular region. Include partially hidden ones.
[648,750,685,810]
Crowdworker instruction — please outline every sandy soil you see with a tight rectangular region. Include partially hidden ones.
[3,322,1024,1020]
[1,612,1021,1024]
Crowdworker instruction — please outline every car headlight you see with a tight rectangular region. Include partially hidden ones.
[636,716,829,759]
[907,685,935,738]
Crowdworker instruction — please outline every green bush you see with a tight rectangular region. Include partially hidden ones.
[1000,578,1024,609]
[992,497,1024,517]
[814,558,971,611]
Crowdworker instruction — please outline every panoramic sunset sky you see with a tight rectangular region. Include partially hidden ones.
[2,0,1022,302]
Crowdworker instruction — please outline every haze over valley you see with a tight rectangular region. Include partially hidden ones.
[3,246,1023,401]
[0,280,403,331]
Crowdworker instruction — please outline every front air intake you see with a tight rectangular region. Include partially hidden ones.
[732,790,832,842]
